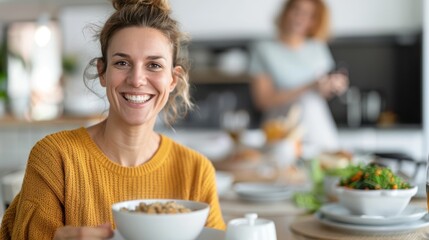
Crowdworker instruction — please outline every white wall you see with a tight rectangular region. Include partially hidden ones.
[0,0,423,42]
[59,5,112,59]
[170,0,283,40]
[58,5,112,116]
[170,0,422,40]
[56,0,424,48]
[327,0,422,36]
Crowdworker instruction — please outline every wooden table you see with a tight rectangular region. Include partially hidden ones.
[221,194,429,240]
[290,199,429,240]
[290,215,429,240]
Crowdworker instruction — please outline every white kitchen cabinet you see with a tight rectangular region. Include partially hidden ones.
[161,127,425,162]
[0,117,101,170]
[338,128,424,161]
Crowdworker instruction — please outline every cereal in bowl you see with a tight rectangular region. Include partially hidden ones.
[121,201,192,214]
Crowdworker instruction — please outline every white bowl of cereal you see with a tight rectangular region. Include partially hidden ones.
[112,199,210,240]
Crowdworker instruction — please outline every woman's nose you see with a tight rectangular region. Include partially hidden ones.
[128,66,147,87]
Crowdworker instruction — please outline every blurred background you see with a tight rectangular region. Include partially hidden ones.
[0,0,426,171]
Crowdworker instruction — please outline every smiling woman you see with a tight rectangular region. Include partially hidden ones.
[0,0,225,239]
[97,27,179,126]
[85,1,192,125]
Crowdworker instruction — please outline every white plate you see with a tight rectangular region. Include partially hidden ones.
[112,227,225,240]
[234,182,294,202]
[316,212,429,234]
[320,203,427,226]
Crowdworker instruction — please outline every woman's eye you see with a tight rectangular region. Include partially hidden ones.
[114,61,129,67]
[148,63,162,70]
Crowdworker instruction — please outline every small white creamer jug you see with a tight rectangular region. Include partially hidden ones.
[225,213,277,240]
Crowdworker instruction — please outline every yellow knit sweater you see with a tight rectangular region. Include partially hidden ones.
[0,127,225,239]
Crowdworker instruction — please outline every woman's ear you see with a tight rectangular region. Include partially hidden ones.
[97,59,106,87]
[170,66,181,92]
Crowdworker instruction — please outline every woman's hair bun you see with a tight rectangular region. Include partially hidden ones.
[112,0,170,12]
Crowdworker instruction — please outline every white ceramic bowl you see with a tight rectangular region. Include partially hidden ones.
[323,175,340,200]
[264,139,296,167]
[335,186,418,217]
[112,199,210,240]
[215,171,234,196]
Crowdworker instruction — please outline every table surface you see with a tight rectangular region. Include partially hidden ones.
[220,194,428,240]
[220,191,307,239]
[290,215,429,240]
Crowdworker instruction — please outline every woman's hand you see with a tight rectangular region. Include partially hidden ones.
[53,223,114,240]
[329,72,349,96]
[315,76,333,98]
[316,73,349,98]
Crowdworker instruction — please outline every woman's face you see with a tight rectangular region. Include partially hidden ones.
[284,0,317,37]
[98,27,178,126]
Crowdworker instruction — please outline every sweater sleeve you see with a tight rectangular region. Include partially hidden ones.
[0,138,65,239]
[200,160,226,231]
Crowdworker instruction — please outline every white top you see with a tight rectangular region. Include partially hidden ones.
[249,39,339,154]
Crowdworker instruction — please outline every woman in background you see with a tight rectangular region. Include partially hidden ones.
[0,0,225,239]
[250,0,349,156]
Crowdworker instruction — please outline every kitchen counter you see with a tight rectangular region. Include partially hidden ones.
[337,127,424,161]
[0,114,103,127]
[161,127,425,161]
[0,115,104,170]
[0,121,424,175]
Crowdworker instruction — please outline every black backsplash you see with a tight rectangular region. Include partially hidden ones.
[174,82,262,129]
[175,34,422,129]
[328,34,422,127]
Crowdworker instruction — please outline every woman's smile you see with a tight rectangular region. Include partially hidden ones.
[122,93,155,105]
